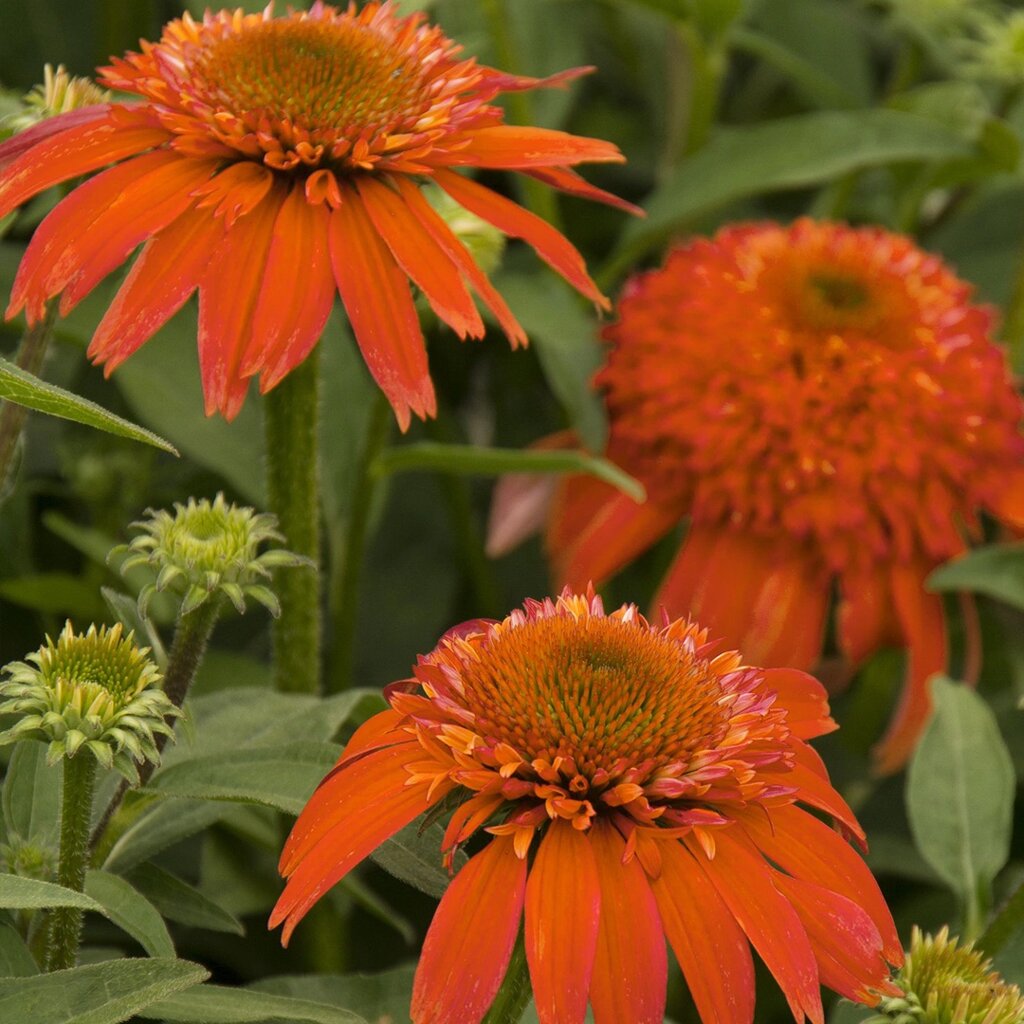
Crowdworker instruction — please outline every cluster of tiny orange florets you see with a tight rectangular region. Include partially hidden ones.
[98,1,510,200]
[385,591,797,864]
[598,219,1024,572]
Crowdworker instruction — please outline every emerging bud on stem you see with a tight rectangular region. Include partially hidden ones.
[3,64,110,134]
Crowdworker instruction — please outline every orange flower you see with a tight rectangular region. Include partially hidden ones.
[0,2,633,426]
[493,220,1024,773]
[272,588,902,1024]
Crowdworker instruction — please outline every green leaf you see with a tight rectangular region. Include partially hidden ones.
[0,572,107,618]
[0,957,208,1024]
[372,443,644,502]
[613,109,976,268]
[144,742,340,816]
[0,356,178,455]
[907,678,1016,917]
[102,801,229,874]
[370,818,466,899]
[492,272,607,452]
[0,874,103,913]
[0,914,38,977]
[124,864,244,937]
[928,544,1024,612]
[83,870,175,959]
[253,967,414,1024]
[141,985,368,1023]
[2,740,61,846]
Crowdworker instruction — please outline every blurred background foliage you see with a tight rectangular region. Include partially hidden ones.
[0,0,1023,1022]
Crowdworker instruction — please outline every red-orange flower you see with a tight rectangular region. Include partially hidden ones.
[272,588,901,1024]
[491,220,1024,773]
[0,2,632,426]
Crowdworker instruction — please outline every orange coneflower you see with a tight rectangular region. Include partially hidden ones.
[491,220,1024,773]
[0,2,633,426]
[271,588,902,1024]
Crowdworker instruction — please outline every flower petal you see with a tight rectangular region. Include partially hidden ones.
[356,176,484,340]
[686,828,823,1024]
[329,186,435,431]
[443,125,624,170]
[760,668,837,741]
[88,206,225,371]
[589,820,667,1024]
[651,837,756,1024]
[411,835,527,1024]
[0,104,112,169]
[243,183,335,389]
[525,819,601,1024]
[434,168,608,308]
[523,166,644,216]
[837,565,899,667]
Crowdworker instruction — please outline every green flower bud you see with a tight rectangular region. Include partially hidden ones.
[959,11,1024,85]
[3,64,110,134]
[425,184,506,277]
[111,493,312,618]
[0,622,179,784]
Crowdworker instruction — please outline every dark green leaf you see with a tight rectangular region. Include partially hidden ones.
[124,864,244,936]
[102,801,230,874]
[0,572,107,618]
[0,874,103,913]
[253,967,415,1024]
[928,544,1024,612]
[0,915,38,977]
[142,985,368,1023]
[2,740,61,846]
[370,818,466,899]
[83,870,175,958]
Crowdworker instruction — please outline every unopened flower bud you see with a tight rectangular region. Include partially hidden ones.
[3,64,109,134]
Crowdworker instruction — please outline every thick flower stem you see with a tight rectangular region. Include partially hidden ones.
[483,934,531,1024]
[0,305,57,497]
[327,392,392,693]
[265,348,322,694]
[45,753,97,971]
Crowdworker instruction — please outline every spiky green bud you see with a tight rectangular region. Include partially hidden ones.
[3,64,110,134]
[0,622,179,783]
[425,184,506,276]
[111,493,311,619]
[959,11,1024,84]
[870,927,1024,1024]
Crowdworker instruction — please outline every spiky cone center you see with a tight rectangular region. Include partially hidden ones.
[877,928,1024,1024]
[116,493,304,615]
[599,219,1024,573]
[0,622,178,778]
[389,591,798,860]
[99,2,506,187]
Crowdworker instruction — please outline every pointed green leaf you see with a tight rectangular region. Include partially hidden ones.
[370,817,466,899]
[142,985,368,1023]
[2,740,61,846]
[0,913,38,977]
[928,543,1024,612]
[124,864,244,936]
[84,870,175,958]
[0,356,178,455]
[0,874,103,913]
[102,800,229,874]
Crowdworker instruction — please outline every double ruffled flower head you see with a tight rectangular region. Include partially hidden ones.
[0,1,631,426]
[498,220,1024,773]
[273,589,901,1024]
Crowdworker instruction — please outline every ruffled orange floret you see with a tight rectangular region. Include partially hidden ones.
[272,587,902,1024]
[0,1,634,426]
[495,220,1024,772]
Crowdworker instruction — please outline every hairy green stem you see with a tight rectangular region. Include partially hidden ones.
[0,305,58,496]
[483,933,531,1024]
[45,754,97,971]
[265,348,322,694]
[327,393,392,693]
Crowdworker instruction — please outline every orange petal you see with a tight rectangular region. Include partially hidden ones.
[687,828,823,1024]
[243,183,335,389]
[391,176,527,348]
[0,103,112,169]
[434,168,608,308]
[524,166,645,217]
[739,806,902,965]
[760,668,837,741]
[329,186,435,431]
[411,836,527,1024]
[837,565,899,667]
[525,820,601,1024]
[773,874,897,1005]
[0,113,167,222]
[589,821,667,1024]
[88,207,225,371]
[651,838,756,1024]
[444,125,624,170]
[987,467,1024,532]
[59,154,220,316]
[356,176,484,339]
[197,182,285,419]
[872,561,948,775]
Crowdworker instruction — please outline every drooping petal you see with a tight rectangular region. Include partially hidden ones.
[434,168,608,308]
[523,166,645,216]
[873,560,948,775]
[329,707,410,772]
[739,806,902,965]
[687,828,823,1024]
[0,104,112,169]
[0,112,167,221]
[588,820,667,1024]
[243,183,335,390]
[836,565,900,667]
[329,186,435,431]
[760,668,837,740]
[88,207,225,370]
[197,182,286,419]
[411,835,527,1024]
[442,125,625,170]
[525,819,601,1024]
[356,176,484,339]
[651,838,756,1024]
[392,176,527,347]
[772,874,897,1004]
